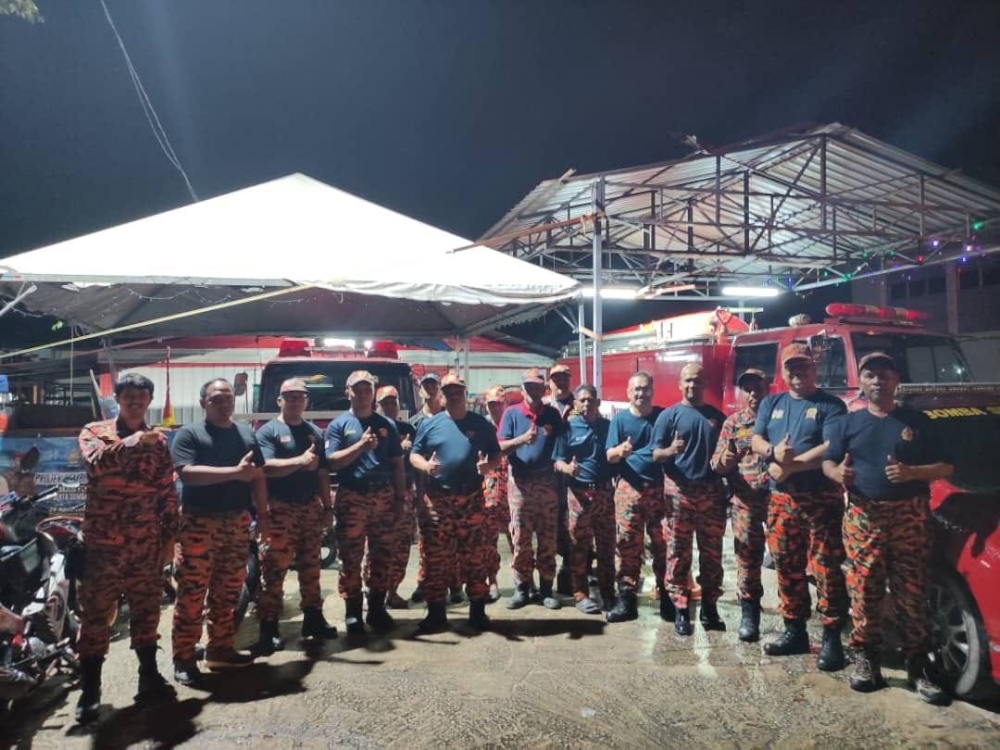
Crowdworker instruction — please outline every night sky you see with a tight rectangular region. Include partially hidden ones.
[2,0,999,344]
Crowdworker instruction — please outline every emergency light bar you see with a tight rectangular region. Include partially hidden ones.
[825,303,928,324]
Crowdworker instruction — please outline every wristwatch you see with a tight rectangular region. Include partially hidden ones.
[765,445,775,463]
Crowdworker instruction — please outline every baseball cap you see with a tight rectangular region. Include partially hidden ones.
[346,370,377,388]
[736,369,768,389]
[280,378,309,394]
[858,351,897,373]
[485,385,506,403]
[376,385,399,402]
[440,371,466,389]
[549,364,572,377]
[522,368,546,385]
[420,372,440,384]
[780,343,813,366]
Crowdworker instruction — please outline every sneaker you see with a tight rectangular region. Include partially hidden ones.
[575,596,602,615]
[173,659,201,686]
[907,659,950,706]
[538,582,562,610]
[203,647,255,670]
[849,654,885,693]
[506,583,531,610]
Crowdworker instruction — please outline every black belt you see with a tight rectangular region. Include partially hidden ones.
[338,478,392,493]
[511,465,553,479]
[619,475,660,491]
[569,478,611,492]
[428,479,483,495]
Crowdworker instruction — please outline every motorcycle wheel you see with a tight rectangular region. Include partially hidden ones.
[234,553,260,628]
[320,528,339,570]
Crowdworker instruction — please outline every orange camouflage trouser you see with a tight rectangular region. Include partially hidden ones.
[76,532,164,658]
[843,495,931,657]
[386,492,414,592]
[730,489,769,602]
[507,470,559,586]
[566,482,615,600]
[257,498,325,621]
[665,477,728,609]
[172,510,250,661]
[614,478,667,592]
[483,464,512,580]
[418,485,489,604]
[336,485,397,598]
[767,487,847,627]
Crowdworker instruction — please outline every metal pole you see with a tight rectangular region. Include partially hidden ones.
[577,299,586,385]
[592,177,605,392]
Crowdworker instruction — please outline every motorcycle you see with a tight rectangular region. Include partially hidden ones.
[0,448,82,717]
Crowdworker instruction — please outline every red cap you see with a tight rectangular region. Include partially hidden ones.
[346,370,377,387]
[780,343,813,366]
[736,368,768,389]
[857,351,897,373]
[522,368,546,385]
[440,371,466,389]
[376,385,399,402]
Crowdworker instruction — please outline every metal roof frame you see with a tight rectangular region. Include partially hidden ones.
[480,123,1000,298]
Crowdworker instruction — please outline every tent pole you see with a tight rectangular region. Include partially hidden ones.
[577,299,586,385]
[591,177,605,393]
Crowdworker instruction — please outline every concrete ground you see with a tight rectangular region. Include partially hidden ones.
[3,540,998,749]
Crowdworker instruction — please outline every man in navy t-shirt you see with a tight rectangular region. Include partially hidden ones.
[498,368,564,610]
[604,371,667,623]
[652,363,728,635]
[325,370,406,635]
[545,363,575,597]
[823,352,952,704]
[552,384,614,615]
[751,343,848,671]
[410,372,500,632]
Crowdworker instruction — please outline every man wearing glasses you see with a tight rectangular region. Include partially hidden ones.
[170,379,267,685]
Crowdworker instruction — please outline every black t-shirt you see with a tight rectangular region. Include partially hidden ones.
[652,403,726,483]
[170,420,258,515]
[411,411,501,490]
[324,411,402,486]
[825,407,950,501]
[256,418,326,503]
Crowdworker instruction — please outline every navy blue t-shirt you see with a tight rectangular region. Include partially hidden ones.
[552,415,612,484]
[498,402,563,472]
[825,407,950,501]
[652,403,726,482]
[754,390,846,490]
[411,411,501,490]
[171,420,257,515]
[256,418,326,502]
[324,411,402,486]
[606,407,663,485]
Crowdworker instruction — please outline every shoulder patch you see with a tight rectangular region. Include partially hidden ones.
[901,426,914,441]
[772,409,784,420]
[805,407,818,420]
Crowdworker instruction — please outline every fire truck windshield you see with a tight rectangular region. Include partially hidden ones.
[256,361,416,414]
[851,333,974,384]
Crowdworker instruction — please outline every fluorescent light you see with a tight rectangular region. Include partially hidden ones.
[721,286,783,298]
[580,286,639,300]
[323,338,356,348]
[642,283,697,298]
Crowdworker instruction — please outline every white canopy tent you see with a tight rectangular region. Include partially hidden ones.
[0,174,579,346]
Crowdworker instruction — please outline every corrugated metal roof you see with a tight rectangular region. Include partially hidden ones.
[480,123,1000,295]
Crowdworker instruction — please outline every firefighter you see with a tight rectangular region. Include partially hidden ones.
[498,368,565,610]
[325,370,407,635]
[74,373,178,723]
[546,363,575,596]
[604,371,669,623]
[552,384,615,614]
[409,372,501,631]
[376,385,418,609]
[482,385,513,603]
[254,378,337,656]
[751,344,848,671]
[823,352,952,704]
[652,363,728,635]
[710,368,771,642]
[171,378,266,685]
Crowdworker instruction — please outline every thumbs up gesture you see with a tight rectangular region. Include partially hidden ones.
[774,433,796,465]
[522,421,538,446]
[299,442,319,471]
[566,455,580,477]
[427,450,441,476]
[360,426,378,452]
[718,438,738,472]
[833,452,855,486]
[668,430,686,457]
[885,453,910,484]
[476,450,490,476]
[619,435,633,460]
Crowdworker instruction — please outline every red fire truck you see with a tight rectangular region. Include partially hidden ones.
[559,303,1000,700]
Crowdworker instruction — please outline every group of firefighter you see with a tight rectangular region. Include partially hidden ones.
[70,342,952,723]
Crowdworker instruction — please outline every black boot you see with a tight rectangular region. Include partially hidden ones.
[850,651,886,693]
[365,590,396,633]
[538,580,562,610]
[657,584,675,622]
[675,606,693,636]
[302,606,340,640]
[135,645,176,703]
[254,620,285,656]
[468,599,490,631]
[605,590,638,623]
[506,582,532,610]
[418,602,449,633]
[737,599,761,642]
[699,600,726,631]
[75,656,103,724]
[763,618,809,656]
[817,625,845,672]
[556,567,573,597]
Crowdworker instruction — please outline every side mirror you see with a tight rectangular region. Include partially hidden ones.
[18,446,40,473]
[808,331,829,358]
[233,372,248,397]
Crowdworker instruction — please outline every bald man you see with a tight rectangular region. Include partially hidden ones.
[652,364,728,635]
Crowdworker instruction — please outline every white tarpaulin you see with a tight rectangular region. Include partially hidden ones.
[0,174,579,340]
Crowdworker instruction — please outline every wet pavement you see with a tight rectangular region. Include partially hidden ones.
[3,543,998,749]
